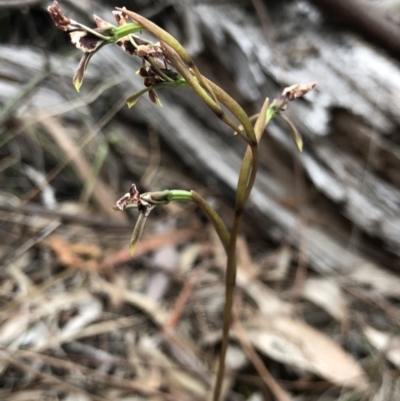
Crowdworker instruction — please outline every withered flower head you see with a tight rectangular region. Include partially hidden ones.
[282,82,316,102]
[268,82,316,152]
[69,31,104,53]
[48,1,184,104]
[113,8,130,26]
[115,35,149,56]
[136,44,163,58]
[47,1,117,92]
[116,184,140,211]
[93,15,114,29]
[47,1,74,31]
[115,184,156,255]
[271,82,317,113]
[112,8,145,56]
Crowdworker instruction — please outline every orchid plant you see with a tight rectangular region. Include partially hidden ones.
[48,2,315,399]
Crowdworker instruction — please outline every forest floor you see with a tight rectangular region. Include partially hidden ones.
[1,116,399,401]
[2,1,400,400]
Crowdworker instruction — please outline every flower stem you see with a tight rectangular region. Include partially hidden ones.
[111,23,144,42]
[167,190,194,202]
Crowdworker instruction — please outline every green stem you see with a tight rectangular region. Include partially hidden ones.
[212,99,271,401]
[191,191,230,251]
[75,23,111,41]
[205,81,260,401]
[140,189,230,250]
[115,8,193,67]
[157,190,231,250]
[204,78,257,146]
[167,190,194,202]
[190,190,237,401]
[110,23,144,42]
[161,43,248,144]
[242,98,272,203]
[146,57,175,83]
[191,65,220,108]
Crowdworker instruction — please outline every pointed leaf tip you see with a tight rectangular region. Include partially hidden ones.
[126,98,138,108]
[126,87,153,109]
[291,124,303,152]
[72,52,93,93]
[297,138,303,152]
[128,211,150,256]
[148,89,162,107]
[279,114,303,153]
[129,241,137,255]
[73,78,82,92]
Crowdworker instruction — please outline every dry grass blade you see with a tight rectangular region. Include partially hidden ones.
[39,116,123,220]
[0,350,110,401]
[93,276,169,326]
[34,316,138,352]
[2,348,176,399]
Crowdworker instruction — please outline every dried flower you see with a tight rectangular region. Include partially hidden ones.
[48,1,186,103]
[113,8,130,26]
[270,82,316,114]
[116,184,140,210]
[48,1,117,91]
[267,82,316,152]
[283,82,316,101]
[47,1,74,31]
[48,1,146,92]
[115,184,159,255]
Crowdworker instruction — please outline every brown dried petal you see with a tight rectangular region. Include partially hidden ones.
[136,45,151,57]
[70,31,103,52]
[116,193,131,211]
[116,39,136,55]
[137,67,149,77]
[144,77,158,87]
[113,9,129,26]
[72,52,93,92]
[136,44,163,58]
[116,36,152,57]
[116,184,141,210]
[93,15,114,29]
[129,184,140,202]
[47,1,71,31]
[283,82,316,101]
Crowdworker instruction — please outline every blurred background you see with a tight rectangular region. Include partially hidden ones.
[1,0,400,400]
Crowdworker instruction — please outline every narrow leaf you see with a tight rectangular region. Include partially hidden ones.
[254,98,269,142]
[73,52,93,92]
[148,89,162,107]
[129,212,148,255]
[279,114,303,152]
[126,87,152,108]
